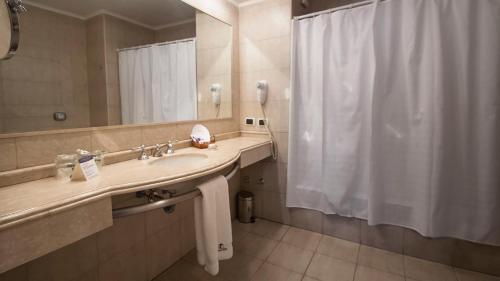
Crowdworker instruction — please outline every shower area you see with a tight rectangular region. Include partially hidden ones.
[283,0,500,275]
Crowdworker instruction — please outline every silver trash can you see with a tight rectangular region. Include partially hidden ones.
[238,191,254,223]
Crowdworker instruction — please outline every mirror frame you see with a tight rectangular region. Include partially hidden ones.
[1,0,22,60]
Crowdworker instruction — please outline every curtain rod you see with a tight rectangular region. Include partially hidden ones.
[293,0,388,20]
[116,37,196,52]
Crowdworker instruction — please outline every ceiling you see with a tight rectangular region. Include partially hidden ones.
[24,0,197,29]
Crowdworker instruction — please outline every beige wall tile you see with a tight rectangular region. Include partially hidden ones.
[405,256,456,281]
[91,127,142,152]
[182,0,238,25]
[145,207,181,237]
[322,214,361,243]
[276,132,288,163]
[0,198,111,274]
[97,213,146,263]
[455,268,500,281]
[262,191,289,224]
[16,132,92,168]
[180,214,196,257]
[0,165,55,187]
[291,0,364,17]
[288,208,323,233]
[98,242,148,281]
[0,5,91,134]
[317,235,359,263]
[452,240,500,277]
[146,221,182,280]
[155,21,196,42]
[140,124,177,147]
[0,139,16,171]
[27,235,98,281]
[240,0,291,42]
[360,222,404,254]
[403,229,456,265]
[357,245,405,276]
[196,11,233,120]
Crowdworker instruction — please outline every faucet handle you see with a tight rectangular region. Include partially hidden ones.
[132,145,149,160]
[166,139,178,154]
[168,139,178,145]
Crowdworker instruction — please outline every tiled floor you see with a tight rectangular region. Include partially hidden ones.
[153,219,500,281]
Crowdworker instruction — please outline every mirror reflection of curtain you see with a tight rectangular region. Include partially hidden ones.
[118,40,197,124]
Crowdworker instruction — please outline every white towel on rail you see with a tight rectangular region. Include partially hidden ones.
[194,175,233,275]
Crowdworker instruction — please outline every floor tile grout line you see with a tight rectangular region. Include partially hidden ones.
[300,249,316,280]
[247,257,266,281]
[351,240,362,281]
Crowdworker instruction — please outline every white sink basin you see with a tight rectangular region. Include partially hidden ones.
[149,153,208,166]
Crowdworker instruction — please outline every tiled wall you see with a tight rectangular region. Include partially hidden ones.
[238,0,291,228]
[196,11,233,120]
[0,5,90,133]
[238,0,500,277]
[292,0,364,16]
[155,21,196,42]
[86,15,108,127]
[0,119,239,187]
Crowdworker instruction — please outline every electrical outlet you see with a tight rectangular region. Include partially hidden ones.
[257,118,267,126]
[245,117,255,126]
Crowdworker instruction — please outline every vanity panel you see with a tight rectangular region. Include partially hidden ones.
[240,142,272,168]
[0,198,112,274]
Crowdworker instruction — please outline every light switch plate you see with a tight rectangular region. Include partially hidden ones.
[245,117,255,126]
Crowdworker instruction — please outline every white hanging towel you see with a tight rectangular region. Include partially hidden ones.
[194,175,233,275]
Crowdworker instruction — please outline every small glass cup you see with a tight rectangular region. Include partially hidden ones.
[54,154,77,180]
[93,150,105,169]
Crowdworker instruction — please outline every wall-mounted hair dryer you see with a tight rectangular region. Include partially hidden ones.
[256,80,268,105]
[256,80,277,160]
[210,83,222,106]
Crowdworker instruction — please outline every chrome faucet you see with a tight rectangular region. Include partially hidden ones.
[152,140,177,157]
[132,144,149,160]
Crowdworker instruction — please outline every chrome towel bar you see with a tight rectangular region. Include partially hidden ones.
[112,162,240,218]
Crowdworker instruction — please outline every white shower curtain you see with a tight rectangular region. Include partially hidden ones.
[288,0,500,245]
[119,40,197,124]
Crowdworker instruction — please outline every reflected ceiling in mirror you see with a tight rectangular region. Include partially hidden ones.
[0,0,232,134]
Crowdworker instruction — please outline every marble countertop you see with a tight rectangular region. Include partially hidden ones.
[0,136,271,230]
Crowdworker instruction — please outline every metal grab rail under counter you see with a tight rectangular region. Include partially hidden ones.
[111,163,240,218]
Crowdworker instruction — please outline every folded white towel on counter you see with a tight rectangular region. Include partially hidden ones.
[194,175,233,275]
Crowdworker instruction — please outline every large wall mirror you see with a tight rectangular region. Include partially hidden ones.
[0,0,232,134]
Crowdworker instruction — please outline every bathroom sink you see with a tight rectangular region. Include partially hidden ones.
[149,153,208,166]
